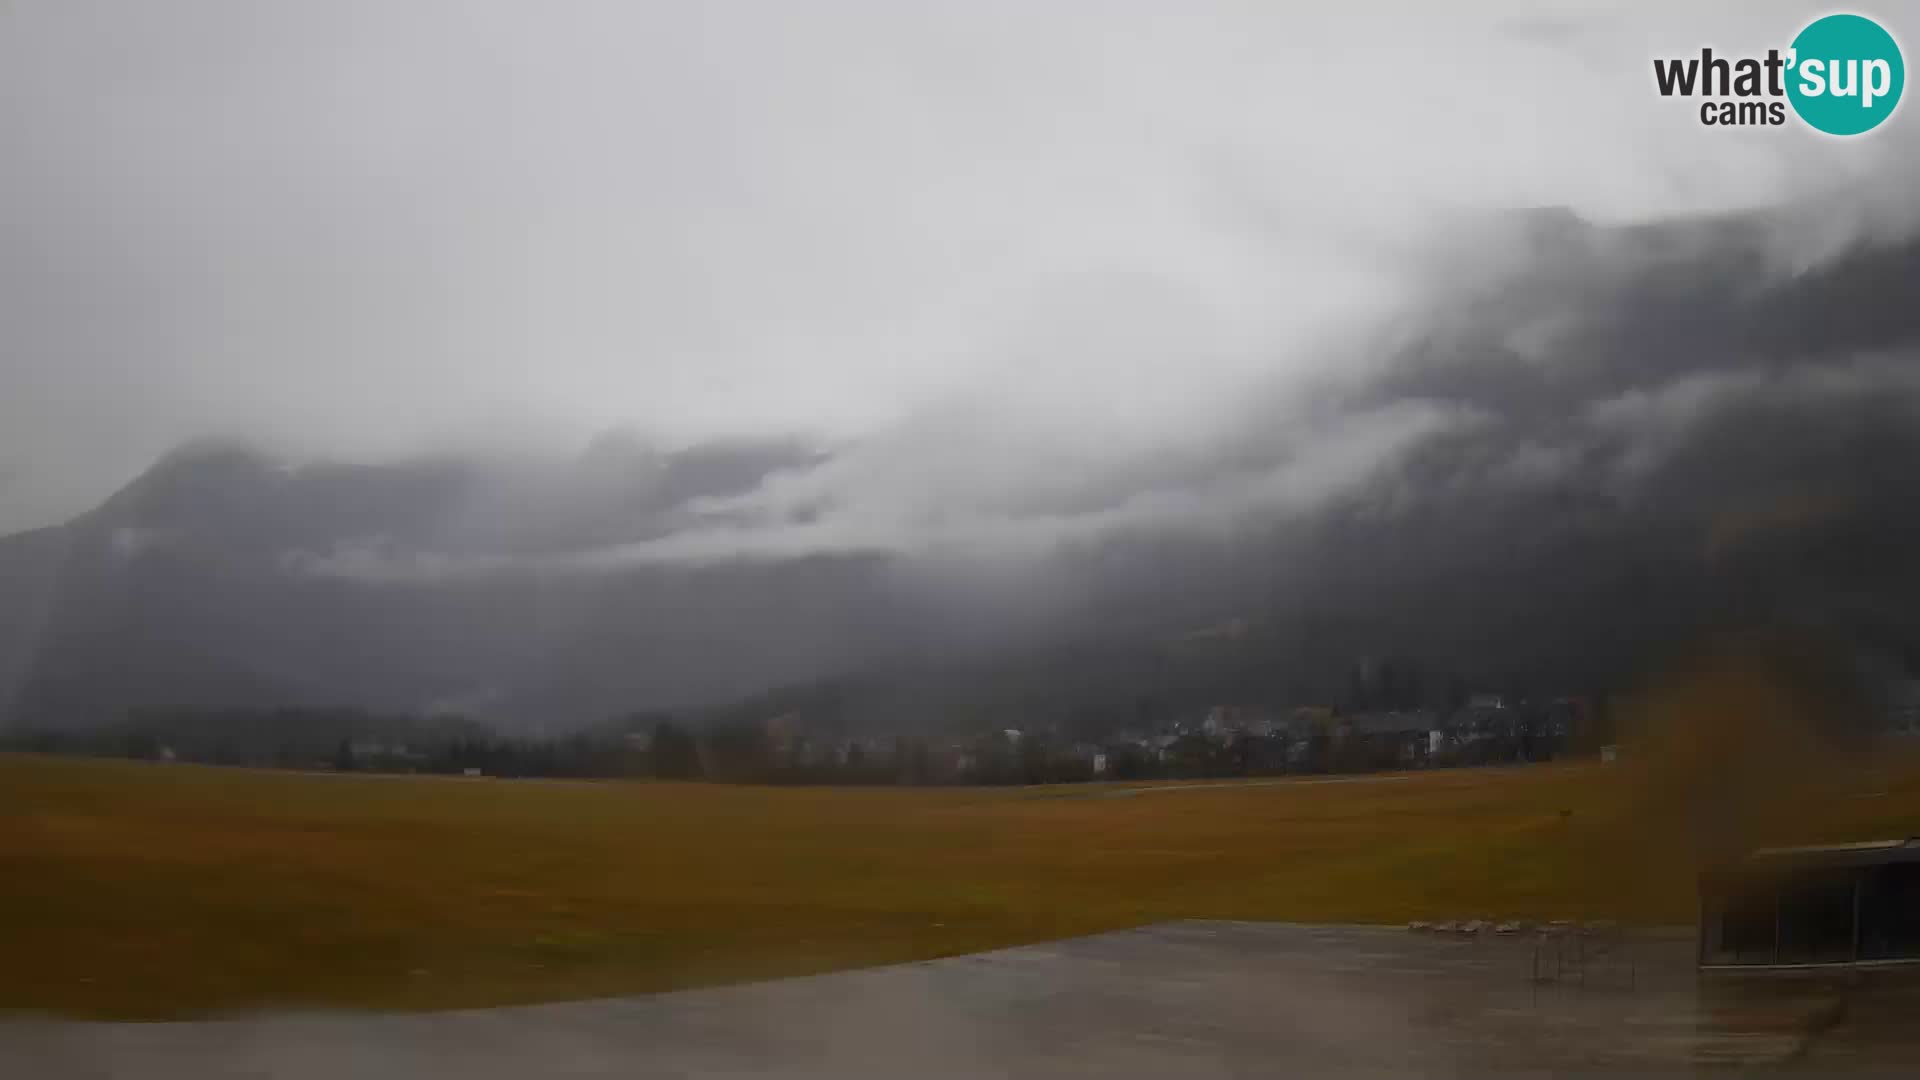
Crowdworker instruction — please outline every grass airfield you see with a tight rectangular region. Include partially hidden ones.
[5,744,1918,1019]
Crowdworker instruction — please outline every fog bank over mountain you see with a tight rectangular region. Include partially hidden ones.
[5,2,1917,535]
[4,198,1919,728]
[3,3,1920,727]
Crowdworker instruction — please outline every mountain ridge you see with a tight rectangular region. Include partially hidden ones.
[5,211,1920,732]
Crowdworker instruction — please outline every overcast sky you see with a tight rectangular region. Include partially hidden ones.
[1,1,1913,536]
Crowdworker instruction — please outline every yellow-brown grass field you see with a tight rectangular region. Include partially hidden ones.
[7,730,1920,1020]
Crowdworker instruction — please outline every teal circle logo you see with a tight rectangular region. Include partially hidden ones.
[1787,14,1904,135]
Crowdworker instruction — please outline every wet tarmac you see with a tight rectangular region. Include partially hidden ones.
[4,921,1913,1077]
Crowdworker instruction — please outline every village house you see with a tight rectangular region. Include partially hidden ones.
[1340,712,1435,770]
[347,739,423,765]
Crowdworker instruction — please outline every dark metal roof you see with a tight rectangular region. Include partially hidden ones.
[1344,713,1436,736]
[1742,838,1920,868]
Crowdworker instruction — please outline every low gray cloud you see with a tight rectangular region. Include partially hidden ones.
[280,397,1477,580]
[4,1,1917,538]
[8,3,1920,724]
